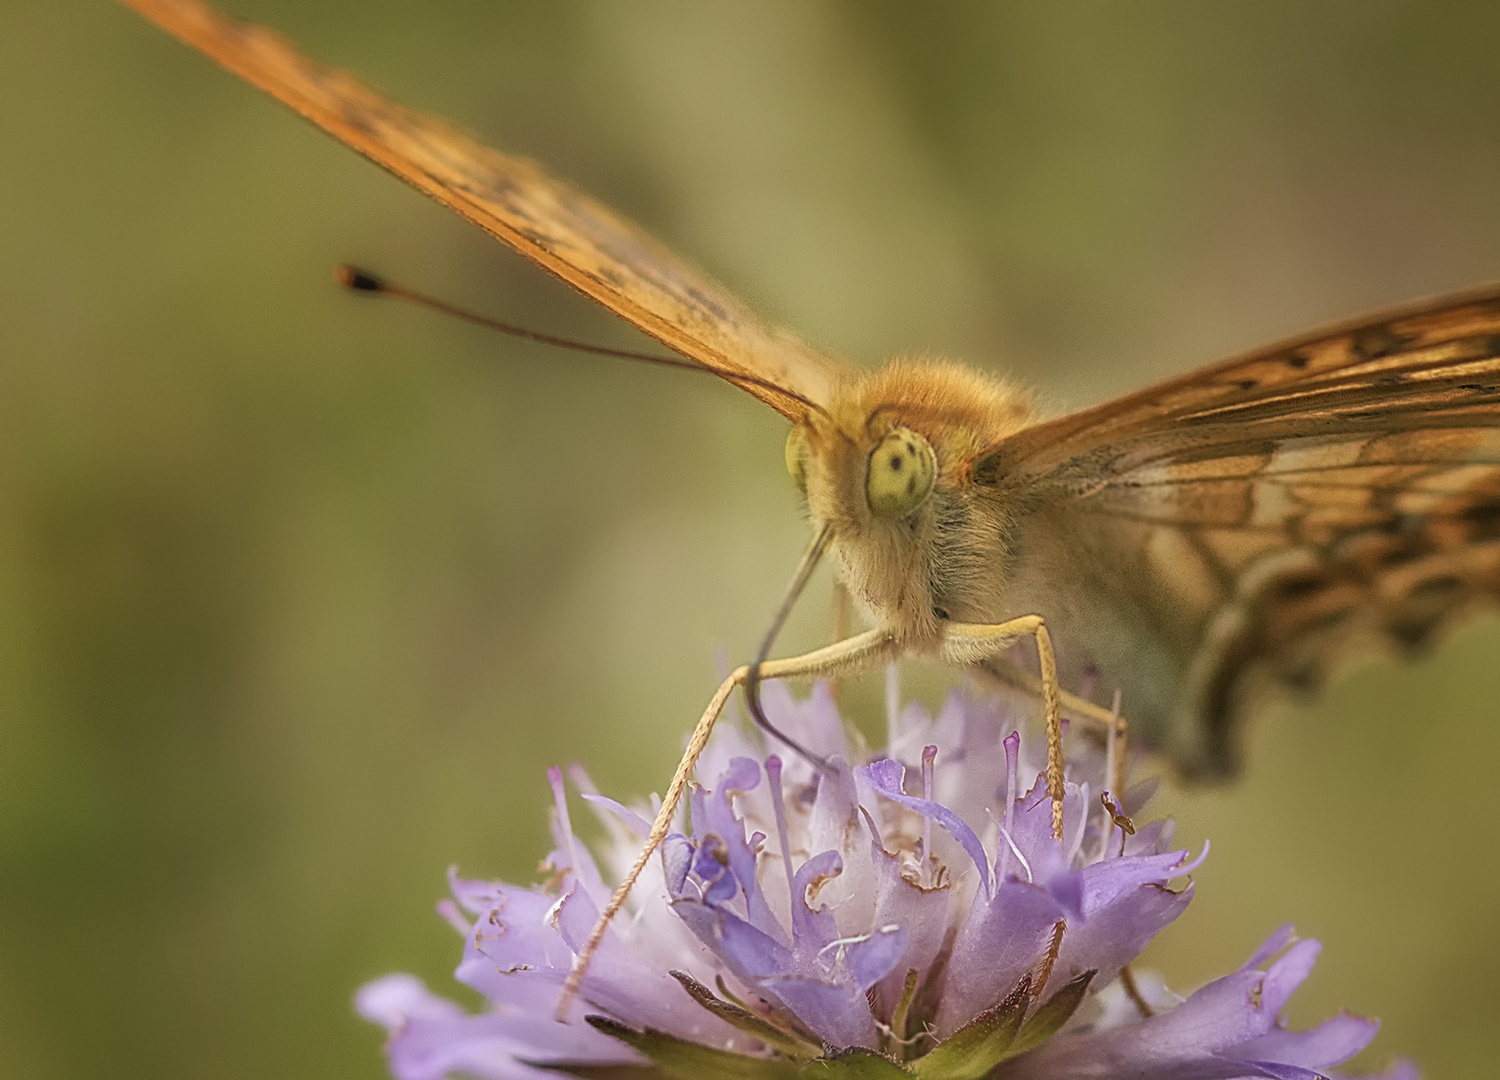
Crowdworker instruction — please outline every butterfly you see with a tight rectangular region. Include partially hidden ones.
[124,0,1500,783]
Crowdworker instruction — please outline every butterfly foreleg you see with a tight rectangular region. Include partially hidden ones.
[977,656,1131,802]
[557,627,897,1019]
[975,653,1131,803]
[972,655,1124,735]
[938,616,1078,841]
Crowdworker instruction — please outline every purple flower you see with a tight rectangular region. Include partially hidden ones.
[358,682,1413,1079]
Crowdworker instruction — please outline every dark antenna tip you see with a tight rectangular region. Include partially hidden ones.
[336,264,385,293]
[327,263,825,417]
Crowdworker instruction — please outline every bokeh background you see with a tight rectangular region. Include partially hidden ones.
[5,1,1500,1076]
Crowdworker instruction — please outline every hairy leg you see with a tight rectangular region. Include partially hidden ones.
[556,628,896,1017]
[557,614,1086,1017]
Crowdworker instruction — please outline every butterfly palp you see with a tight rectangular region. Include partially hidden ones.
[866,428,936,518]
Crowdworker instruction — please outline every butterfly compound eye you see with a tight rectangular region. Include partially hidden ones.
[866,428,936,518]
[785,425,810,493]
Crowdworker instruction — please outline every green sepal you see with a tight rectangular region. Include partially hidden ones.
[814,1046,914,1078]
[1005,970,1096,1058]
[583,1015,805,1080]
[574,1015,920,1080]
[908,976,1030,1080]
[670,970,822,1060]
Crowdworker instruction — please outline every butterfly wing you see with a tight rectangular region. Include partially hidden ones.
[982,286,1500,776]
[123,0,840,419]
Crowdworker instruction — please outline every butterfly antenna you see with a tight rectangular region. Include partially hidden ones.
[745,524,839,774]
[335,265,827,415]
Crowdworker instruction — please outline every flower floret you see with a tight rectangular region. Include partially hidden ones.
[360,682,1409,1080]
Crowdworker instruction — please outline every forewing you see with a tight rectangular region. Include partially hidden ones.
[124,0,840,418]
[984,286,1500,775]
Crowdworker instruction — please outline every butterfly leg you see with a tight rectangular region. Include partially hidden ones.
[557,627,898,1019]
[938,616,1073,840]
[975,657,1127,736]
[976,655,1131,796]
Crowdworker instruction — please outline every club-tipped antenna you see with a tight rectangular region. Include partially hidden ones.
[336,265,827,416]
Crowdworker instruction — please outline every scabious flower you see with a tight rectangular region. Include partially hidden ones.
[358,682,1413,1080]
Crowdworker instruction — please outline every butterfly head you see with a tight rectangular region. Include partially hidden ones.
[782,359,1037,638]
[784,410,939,534]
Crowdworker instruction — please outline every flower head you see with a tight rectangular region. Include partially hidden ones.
[359,682,1411,1079]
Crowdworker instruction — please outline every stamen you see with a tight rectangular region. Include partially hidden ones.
[1176,840,1212,878]
[888,968,920,1056]
[1066,781,1089,868]
[579,793,651,840]
[765,755,798,917]
[997,732,1020,881]
[998,826,1033,884]
[816,927,900,973]
[1098,793,1136,861]
[547,767,585,896]
[1119,964,1155,1017]
[1109,689,1128,800]
[436,899,468,936]
[817,931,875,960]
[921,745,937,880]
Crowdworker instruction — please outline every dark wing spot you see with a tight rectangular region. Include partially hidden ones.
[1386,576,1468,652]
[682,284,730,323]
[906,476,917,495]
[1388,620,1436,650]
[1408,574,1464,600]
[1282,664,1320,693]
[1279,603,1359,660]
[890,455,903,471]
[1237,379,1259,391]
[1377,542,1430,568]
[1386,610,1450,651]
[1272,573,1328,600]
[1285,351,1311,370]
[1461,500,1500,540]
[1392,513,1426,538]
[1351,325,1411,362]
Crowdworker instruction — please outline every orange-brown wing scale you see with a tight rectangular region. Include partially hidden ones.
[987,289,1500,775]
[122,0,841,419]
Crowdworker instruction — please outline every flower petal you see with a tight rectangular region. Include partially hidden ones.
[1224,1012,1380,1069]
[864,758,991,899]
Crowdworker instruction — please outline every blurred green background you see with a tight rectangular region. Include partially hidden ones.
[5,1,1500,1076]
